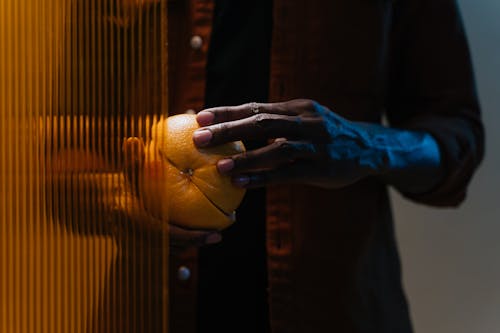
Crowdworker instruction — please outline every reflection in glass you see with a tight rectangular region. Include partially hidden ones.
[0,0,169,331]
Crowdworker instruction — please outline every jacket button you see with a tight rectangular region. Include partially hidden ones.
[190,35,203,50]
[177,266,191,281]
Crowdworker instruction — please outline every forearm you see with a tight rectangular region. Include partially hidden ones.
[354,121,444,194]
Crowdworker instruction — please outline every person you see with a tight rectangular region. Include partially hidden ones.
[46,0,482,331]
[35,0,484,333]
[162,0,484,333]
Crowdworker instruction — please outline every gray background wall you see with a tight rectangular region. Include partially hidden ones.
[392,1,500,332]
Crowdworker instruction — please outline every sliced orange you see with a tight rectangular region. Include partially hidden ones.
[141,114,246,230]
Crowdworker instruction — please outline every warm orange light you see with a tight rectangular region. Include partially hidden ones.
[0,0,169,332]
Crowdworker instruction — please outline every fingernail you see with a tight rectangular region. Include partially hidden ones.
[205,233,222,244]
[232,175,250,187]
[217,159,234,174]
[193,129,212,147]
[197,111,215,127]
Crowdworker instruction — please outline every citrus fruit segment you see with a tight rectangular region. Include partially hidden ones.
[142,114,246,230]
[190,164,245,216]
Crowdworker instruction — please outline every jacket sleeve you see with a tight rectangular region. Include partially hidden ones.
[386,0,485,207]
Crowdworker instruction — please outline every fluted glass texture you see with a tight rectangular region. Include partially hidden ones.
[0,0,169,332]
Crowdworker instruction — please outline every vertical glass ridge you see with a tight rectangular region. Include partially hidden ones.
[0,1,169,332]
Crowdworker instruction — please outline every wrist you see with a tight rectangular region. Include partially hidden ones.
[338,120,391,178]
[360,123,444,194]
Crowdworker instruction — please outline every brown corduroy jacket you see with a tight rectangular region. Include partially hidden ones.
[168,1,484,332]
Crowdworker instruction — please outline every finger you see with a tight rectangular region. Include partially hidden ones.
[217,140,322,174]
[193,113,328,147]
[169,223,222,248]
[123,137,145,167]
[231,162,317,188]
[197,99,323,127]
[123,137,145,195]
[196,102,296,127]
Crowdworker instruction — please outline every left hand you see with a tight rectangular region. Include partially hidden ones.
[193,99,382,189]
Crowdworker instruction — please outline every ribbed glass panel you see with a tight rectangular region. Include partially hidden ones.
[0,1,169,332]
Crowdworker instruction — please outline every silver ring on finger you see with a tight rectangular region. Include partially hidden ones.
[250,102,260,114]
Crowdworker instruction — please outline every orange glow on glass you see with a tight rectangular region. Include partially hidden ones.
[0,0,169,332]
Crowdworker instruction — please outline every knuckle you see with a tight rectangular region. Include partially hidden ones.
[254,113,295,135]
[213,107,231,122]
[275,139,292,152]
[253,113,276,128]
[253,112,270,122]
[211,122,229,139]
[274,140,297,161]
[232,151,249,167]
[243,102,257,110]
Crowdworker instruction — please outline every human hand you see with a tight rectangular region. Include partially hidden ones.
[122,137,222,248]
[193,99,384,189]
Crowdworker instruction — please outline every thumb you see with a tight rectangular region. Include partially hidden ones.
[123,137,145,196]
